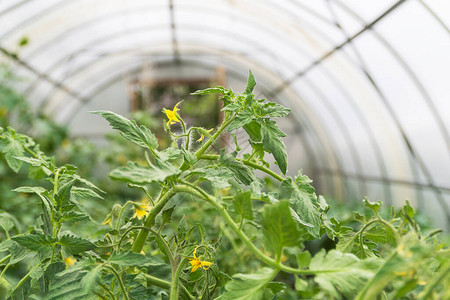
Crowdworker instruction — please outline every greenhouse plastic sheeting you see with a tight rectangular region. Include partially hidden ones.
[0,0,449,229]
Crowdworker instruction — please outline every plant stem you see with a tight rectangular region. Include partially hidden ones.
[98,282,116,300]
[0,254,11,266]
[170,258,188,300]
[104,265,129,300]
[141,273,194,299]
[13,261,43,293]
[118,226,174,265]
[132,187,183,253]
[198,154,284,182]
[195,115,235,157]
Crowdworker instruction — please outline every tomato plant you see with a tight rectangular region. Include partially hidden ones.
[0,71,448,299]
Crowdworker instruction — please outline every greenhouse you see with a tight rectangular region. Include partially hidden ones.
[0,0,449,299]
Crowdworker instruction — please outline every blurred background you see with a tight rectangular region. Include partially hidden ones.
[0,0,449,230]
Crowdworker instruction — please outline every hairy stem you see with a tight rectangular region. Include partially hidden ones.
[104,265,129,300]
[198,154,284,182]
[195,115,235,157]
[119,226,174,265]
[170,258,188,300]
[132,187,185,253]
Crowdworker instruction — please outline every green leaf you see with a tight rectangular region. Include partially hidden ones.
[108,251,164,267]
[80,266,101,293]
[281,177,320,238]
[0,127,27,172]
[243,120,262,142]
[58,234,96,255]
[110,160,181,184]
[216,267,275,300]
[245,70,256,95]
[227,110,253,132]
[219,150,256,185]
[92,110,158,150]
[260,119,287,174]
[260,102,291,118]
[71,187,103,200]
[60,211,89,224]
[233,191,253,220]
[161,205,175,225]
[0,212,14,232]
[202,167,234,190]
[262,201,303,254]
[13,156,47,167]
[13,186,54,235]
[0,240,27,265]
[180,147,197,165]
[192,87,226,95]
[12,233,52,255]
[55,179,77,210]
[363,198,382,214]
[310,250,381,299]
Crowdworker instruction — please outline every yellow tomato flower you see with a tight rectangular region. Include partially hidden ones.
[65,256,76,268]
[134,199,151,220]
[163,101,182,125]
[102,217,112,227]
[188,246,212,272]
[196,128,214,142]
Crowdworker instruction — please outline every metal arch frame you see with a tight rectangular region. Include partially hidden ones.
[298,75,368,198]
[19,3,341,91]
[323,0,398,204]
[328,0,450,227]
[0,0,30,18]
[0,0,69,39]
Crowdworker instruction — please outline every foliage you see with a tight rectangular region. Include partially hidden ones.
[0,71,448,300]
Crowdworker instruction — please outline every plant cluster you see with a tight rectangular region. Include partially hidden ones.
[0,71,448,299]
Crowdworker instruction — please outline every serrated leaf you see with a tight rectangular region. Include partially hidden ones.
[262,201,303,254]
[110,160,181,184]
[60,211,89,224]
[219,150,256,185]
[80,266,101,293]
[13,156,48,169]
[216,267,275,300]
[260,119,287,174]
[0,212,14,232]
[13,186,54,235]
[336,232,357,253]
[192,87,226,95]
[12,233,52,255]
[243,120,262,142]
[92,110,158,150]
[363,198,382,214]
[260,102,291,118]
[228,110,253,132]
[310,250,381,299]
[281,177,320,238]
[55,179,76,210]
[245,70,256,95]
[71,187,103,200]
[161,205,175,225]
[58,235,96,255]
[233,191,253,220]
[180,147,197,165]
[0,127,27,172]
[108,251,164,267]
[202,167,233,190]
